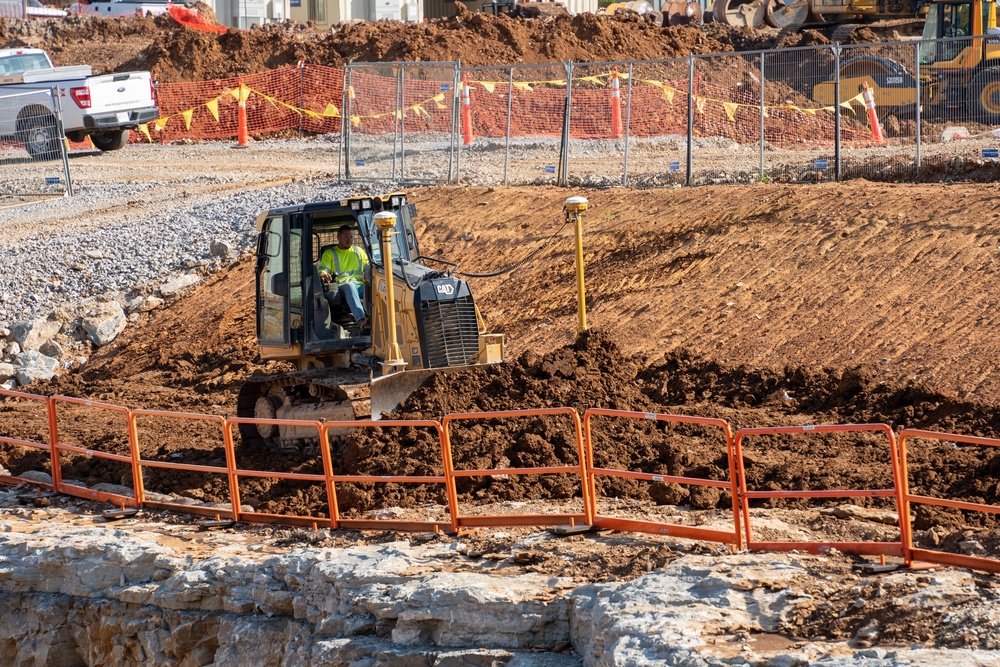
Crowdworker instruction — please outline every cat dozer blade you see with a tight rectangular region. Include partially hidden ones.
[713,0,767,27]
[370,365,497,419]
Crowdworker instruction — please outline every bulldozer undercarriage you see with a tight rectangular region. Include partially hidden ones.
[237,368,372,454]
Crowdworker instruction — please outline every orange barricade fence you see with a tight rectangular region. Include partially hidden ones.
[129,409,236,519]
[0,388,57,489]
[145,60,855,146]
[166,4,228,34]
[898,429,1000,573]
[734,423,905,557]
[583,408,742,547]
[223,417,335,528]
[318,420,457,533]
[441,408,592,529]
[6,392,1000,575]
[49,395,139,507]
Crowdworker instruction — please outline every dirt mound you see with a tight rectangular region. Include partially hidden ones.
[11,327,1000,535]
[191,1,220,26]
[4,12,733,83]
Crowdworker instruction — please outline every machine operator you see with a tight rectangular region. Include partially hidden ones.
[319,225,369,330]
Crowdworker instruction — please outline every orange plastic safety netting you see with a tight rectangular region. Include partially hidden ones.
[137,60,882,152]
[145,64,343,142]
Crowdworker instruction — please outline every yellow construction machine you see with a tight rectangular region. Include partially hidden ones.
[813,0,1000,120]
[238,193,504,451]
[710,0,919,30]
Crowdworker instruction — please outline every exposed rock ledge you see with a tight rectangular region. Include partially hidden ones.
[0,500,999,666]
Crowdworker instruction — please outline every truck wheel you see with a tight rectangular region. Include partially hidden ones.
[971,68,1000,124]
[19,113,61,161]
[90,129,130,152]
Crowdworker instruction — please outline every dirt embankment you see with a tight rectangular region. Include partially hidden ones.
[0,8,896,83]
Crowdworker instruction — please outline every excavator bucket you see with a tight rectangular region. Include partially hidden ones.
[661,0,703,25]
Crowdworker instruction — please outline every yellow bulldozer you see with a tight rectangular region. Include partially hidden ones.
[813,0,1000,121]
[238,193,504,451]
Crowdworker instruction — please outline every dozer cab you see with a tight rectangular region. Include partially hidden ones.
[238,193,504,451]
[813,0,1000,120]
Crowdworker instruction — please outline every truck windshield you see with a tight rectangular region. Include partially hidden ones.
[0,53,51,75]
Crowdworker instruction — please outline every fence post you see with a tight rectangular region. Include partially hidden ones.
[125,411,146,505]
[915,44,921,175]
[51,86,73,197]
[392,66,400,182]
[344,66,352,181]
[298,60,305,140]
[759,52,765,181]
[622,61,633,186]
[399,65,406,181]
[46,396,62,492]
[504,66,513,186]
[834,44,842,182]
[338,67,346,182]
[559,60,573,187]
[686,54,694,187]
[454,60,462,184]
[448,62,458,184]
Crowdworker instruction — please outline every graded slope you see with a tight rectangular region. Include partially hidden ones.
[32,180,1000,409]
[418,182,1000,405]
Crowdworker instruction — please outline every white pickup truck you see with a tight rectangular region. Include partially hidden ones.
[0,48,158,159]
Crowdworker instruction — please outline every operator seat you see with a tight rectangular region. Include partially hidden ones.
[317,245,357,332]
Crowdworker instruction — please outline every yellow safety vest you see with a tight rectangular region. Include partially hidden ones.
[320,245,368,286]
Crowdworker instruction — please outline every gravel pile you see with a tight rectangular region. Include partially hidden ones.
[0,166,385,385]
[1,178,379,323]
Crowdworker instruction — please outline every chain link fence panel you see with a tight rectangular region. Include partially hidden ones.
[459,63,568,186]
[760,46,840,183]
[345,62,457,184]
[345,63,405,183]
[0,87,72,206]
[565,61,628,187]
[690,51,762,185]
[916,35,1000,178]
[835,40,920,181]
[619,58,691,187]
[398,63,459,184]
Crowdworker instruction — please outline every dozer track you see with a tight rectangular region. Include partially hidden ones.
[236,368,372,454]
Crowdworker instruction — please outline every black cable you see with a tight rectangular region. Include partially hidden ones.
[456,215,572,279]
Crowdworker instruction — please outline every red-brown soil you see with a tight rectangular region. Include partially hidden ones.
[0,8,902,84]
[3,182,1000,554]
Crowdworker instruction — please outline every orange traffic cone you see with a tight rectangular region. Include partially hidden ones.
[461,74,473,146]
[861,81,884,146]
[236,80,249,148]
[610,68,623,139]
